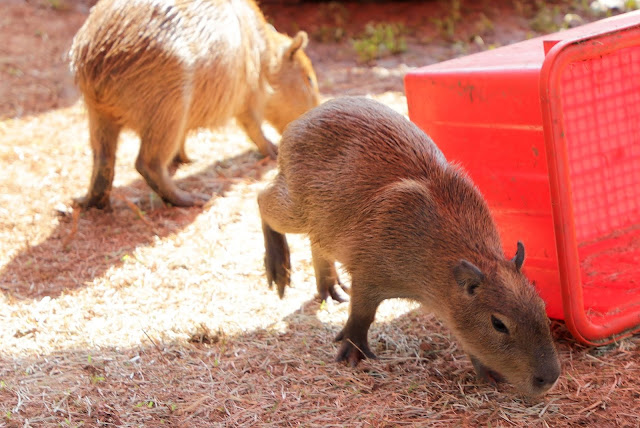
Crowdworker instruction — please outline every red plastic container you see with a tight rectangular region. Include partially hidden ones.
[405,11,640,346]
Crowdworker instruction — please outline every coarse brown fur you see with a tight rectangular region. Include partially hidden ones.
[69,0,320,209]
[258,96,561,396]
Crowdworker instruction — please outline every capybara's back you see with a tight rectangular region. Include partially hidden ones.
[279,97,458,249]
[258,96,560,396]
[70,0,319,209]
[73,0,273,134]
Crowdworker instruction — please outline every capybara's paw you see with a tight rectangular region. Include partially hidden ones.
[470,355,505,384]
[163,190,209,208]
[265,255,290,298]
[73,194,111,211]
[318,284,349,303]
[263,226,290,298]
[335,335,377,367]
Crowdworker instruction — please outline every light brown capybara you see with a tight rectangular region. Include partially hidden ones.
[69,0,320,209]
[258,96,561,396]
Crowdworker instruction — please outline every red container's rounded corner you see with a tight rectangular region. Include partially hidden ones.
[540,17,640,346]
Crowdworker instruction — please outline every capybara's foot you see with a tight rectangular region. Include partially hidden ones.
[73,194,111,211]
[335,331,377,367]
[262,220,291,298]
[318,283,349,303]
[163,190,209,207]
[267,258,290,298]
[313,256,348,303]
[136,157,208,208]
[470,355,505,384]
[264,238,291,298]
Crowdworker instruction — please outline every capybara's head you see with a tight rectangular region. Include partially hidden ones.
[448,242,560,396]
[265,30,320,134]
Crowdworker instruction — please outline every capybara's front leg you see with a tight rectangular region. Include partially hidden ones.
[335,286,381,366]
[136,117,208,207]
[470,355,505,384]
[237,109,277,159]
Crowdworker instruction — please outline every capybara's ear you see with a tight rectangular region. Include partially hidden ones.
[453,259,485,296]
[512,241,525,271]
[286,31,308,59]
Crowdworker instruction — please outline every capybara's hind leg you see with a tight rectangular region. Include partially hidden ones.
[135,117,208,207]
[311,244,348,303]
[258,174,305,297]
[77,107,122,210]
[262,220,291,298]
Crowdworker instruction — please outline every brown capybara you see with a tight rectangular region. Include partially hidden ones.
[69,0,320,209]
[258,96,561,396]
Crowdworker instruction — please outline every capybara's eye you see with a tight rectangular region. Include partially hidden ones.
[491,315,509,334]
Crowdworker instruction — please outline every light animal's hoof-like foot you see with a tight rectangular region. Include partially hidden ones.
[73,194,111,211]
[163,190,209,208]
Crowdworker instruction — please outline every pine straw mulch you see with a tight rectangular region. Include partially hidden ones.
[2,298,640,427]
[3,1,640,427]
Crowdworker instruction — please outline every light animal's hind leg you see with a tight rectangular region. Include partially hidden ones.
[135,109,208,207]
[311,243,348,303]
[258,174,305,297]
[78,106,122,210]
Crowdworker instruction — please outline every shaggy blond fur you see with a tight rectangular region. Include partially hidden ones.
[70,0,320,209]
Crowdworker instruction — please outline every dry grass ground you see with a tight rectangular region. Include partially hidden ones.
[1,0,640,427]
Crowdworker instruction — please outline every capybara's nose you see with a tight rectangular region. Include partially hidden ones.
[533,364,560,390]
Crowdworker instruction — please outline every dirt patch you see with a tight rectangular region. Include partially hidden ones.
[1,0,639,427]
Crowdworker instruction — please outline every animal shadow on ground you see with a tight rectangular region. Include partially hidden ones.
[0,149,275,301]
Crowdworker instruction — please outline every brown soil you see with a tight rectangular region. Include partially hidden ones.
[1,0,639,427]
